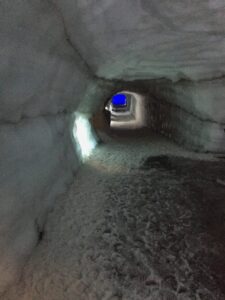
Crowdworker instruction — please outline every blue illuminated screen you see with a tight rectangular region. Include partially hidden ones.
[111,94,127,106]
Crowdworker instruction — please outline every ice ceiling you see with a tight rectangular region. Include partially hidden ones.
[56,0,225,81]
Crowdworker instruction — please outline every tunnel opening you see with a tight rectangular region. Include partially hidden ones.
[105,91,147,130]
[82,78,225,153]
[91,89,154,144]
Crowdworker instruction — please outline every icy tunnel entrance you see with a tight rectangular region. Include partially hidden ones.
[105,91,147,130]
[91,89,152,145]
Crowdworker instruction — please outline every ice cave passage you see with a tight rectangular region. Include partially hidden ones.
[1,1,225,299]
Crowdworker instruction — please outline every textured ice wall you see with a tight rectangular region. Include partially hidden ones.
[0,115,79,293]
[0,0,91,122]
[0,0,92,295]
[151,78,225,124]
[55,0,225,81]
[146,78,225,152]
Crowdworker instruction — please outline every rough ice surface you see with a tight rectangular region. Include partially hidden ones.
[150,78,225,124]
[0,0,92,123]
[0,0,91,294]
[55,0,225,81]
[3,135,225,300]
[147,79,225,152]
[0,0,225,297]
[145,85,225,152]
[0,115,79,294]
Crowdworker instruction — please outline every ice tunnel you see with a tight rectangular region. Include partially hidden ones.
[0,1,225,299]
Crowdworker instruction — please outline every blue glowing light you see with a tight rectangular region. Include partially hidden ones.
[112,94,127,106]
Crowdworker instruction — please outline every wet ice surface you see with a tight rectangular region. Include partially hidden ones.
[3,134,225,300]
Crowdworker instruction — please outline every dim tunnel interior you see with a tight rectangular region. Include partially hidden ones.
[91,89,150,145]
[1,1,225,300]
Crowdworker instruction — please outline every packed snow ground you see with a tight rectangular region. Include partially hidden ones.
[3,133,225,300]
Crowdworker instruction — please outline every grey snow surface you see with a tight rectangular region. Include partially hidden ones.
[3,134,225,300]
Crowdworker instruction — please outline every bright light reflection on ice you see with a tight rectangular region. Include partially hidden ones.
[73,113,97,160]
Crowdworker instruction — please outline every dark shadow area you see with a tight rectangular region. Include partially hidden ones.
[126,155,225,296]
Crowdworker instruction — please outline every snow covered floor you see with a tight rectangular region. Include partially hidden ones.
[3,133,225,300]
